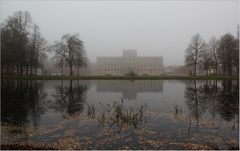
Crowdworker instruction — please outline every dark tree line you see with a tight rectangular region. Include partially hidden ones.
[1,11,87,77]
[1,11,47,76]
[185,32,239,76]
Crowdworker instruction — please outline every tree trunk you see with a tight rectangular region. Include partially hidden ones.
[30,66,33,76]
[237,64,239,76]
[6,64,9,76]
[223,62,225,76]
[69,63,73,76]
[228,62,232,76]
[17,65,19,76]
[215,64,218,76]
[214,51,218,76]
[61,64,63,76]
[61,58,64,76]
[77,65,80,76]
[35,68,37,76]
[222,54,225,76]
[194,62,197,76]
[20,65,23,76]
[11,64,14,75]
[26,66,29,76]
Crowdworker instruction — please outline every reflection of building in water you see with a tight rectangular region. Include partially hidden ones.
[97,49,163,75]
[97,80,163,99]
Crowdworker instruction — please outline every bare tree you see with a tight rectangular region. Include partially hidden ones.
[29,24,47,75]
[1,11,47,76]
[7,11,32,76]
[185,33,205,76]
[1,24,14,75]
[208,37,219,75]
[198,45,214,76]
[74,48,87,76]
[53,41,66,76]
[218,33,236,76]
[53,33,86,76]
[233,25,239,75]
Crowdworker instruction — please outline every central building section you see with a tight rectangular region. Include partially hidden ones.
[97,49,163,75]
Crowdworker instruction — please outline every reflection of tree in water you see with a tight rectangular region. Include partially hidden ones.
[204,81,219,120]
[216,80,239,122]
[185,80,208,128]
[185,80,239,129]
[1,80,47,127]
[53,80,87,117]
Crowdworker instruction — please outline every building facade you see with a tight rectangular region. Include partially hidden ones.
[97,49,163,75]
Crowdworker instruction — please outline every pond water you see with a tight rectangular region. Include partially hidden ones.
[1,79,239,149]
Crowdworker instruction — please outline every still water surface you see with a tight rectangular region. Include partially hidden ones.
[1,80,239,149]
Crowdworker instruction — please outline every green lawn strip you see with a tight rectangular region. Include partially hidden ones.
[1,75,239,80]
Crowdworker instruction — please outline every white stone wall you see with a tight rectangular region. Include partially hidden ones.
[97,54,163,75]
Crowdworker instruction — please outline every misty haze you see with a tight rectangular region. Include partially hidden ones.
[1,0,239,150]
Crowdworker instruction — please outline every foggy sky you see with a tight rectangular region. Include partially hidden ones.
[1,0,239,66]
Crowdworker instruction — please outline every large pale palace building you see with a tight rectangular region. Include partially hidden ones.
[97,49,163,75]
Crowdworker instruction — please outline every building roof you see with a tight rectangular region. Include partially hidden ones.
[122,49,137,57]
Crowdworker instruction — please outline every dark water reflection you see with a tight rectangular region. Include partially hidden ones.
[1,79,239,149]
[184,80,239,137]
[185,80,239,123]
[52,80,87,117]
[1,80,47,127]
